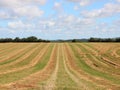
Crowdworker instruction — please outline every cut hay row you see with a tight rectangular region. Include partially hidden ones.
[116,49,120,56]
[64,44,107,90]
[79,43,120,75]
[0,44,53,88]
[39,44,59,90]
[85,43,120,63]
[83,43,120,75]
[0,44,49,75]
[53,44,77,90]
[68,43,120,89]
[0,44,53,85]
[63,44,93,90]
[83,43,120,67]
[0,43,120,90]
[0,43,28,57]
[76,43,120,79]
[110,44,120,58]
[0,44,32,63]
[0,43,17,53]
[0,44,42,72]
[111,47,120,58]
[0,44,39,66]
[5,44,57,90]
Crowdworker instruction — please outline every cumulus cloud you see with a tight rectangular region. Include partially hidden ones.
[81,3,120,18]
[0,0,47,7]
[13,6,44,18]
[25,0,47,5]
[54,2,61,8]
[8,20,35,29]
[74,6,79,10]
[38,20,56,30]
[64,15,75,23]
[66,0,94,6]
[79,0,91,6]
[117,0,120,2]
[53,2,64,14]
[0,11,10,19]
[38,15,95,32]
[0,0,46,19]
[0,0,119,39]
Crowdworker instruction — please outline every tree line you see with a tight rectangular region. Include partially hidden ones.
[0,36,120,42]
[88,37,120,42]
[0,36,50,42]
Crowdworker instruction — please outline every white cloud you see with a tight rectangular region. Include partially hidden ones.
[0,0,119,39]
[110,19,120,31]
[0,11,10,19]
[13,6,44,18]
[8,20,35,29]
[66,0,94,6]
[48,21,55,27]
[79,0,91,6]
[0,0,47,7]
[0,0,46,19]
[10,30,16,34]
[117,0,120,2]
[74,6,79,10]
[0,0,21,8]
[54,2,61,8]
[81,3,120,18]
[25,0,47,5]
[53,2,63,13]
[64,15,75,23]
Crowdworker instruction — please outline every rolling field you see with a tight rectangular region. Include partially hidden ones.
[0,43,120,90]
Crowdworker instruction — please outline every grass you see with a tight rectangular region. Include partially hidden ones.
[0,44,44,72]
[55,45,77,89]
[69,43,120,85]
[0,44,54,84]
[11,44,45,68]
[64,45,105,90]
[0,43,120,90]
[34,44,54,70]
[116,49,120,55]
[0,44,26,56]
[0,44,39,65]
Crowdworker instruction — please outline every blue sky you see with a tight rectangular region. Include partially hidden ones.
[0,0,120,40]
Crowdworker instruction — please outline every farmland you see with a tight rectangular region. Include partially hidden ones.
[0,43,120,90]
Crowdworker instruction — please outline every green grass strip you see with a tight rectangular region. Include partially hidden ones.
[12,44,45,68]
[0,44,54,84]
[69,43,120,85]
[0,44,39,65]
[56,45,77,89]
[0,44,45,72]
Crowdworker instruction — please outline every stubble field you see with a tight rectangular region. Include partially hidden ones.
[0,43,120,90]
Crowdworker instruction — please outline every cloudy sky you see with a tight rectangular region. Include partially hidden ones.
[0,0,120,40]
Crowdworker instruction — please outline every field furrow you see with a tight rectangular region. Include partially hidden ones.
[54,44,77,90]
[0,44,49,75]
[0,43,120,90]
[40,44,59,90]
[0,44,38,66]
[0,44,30,62]
[83,43,120,75]
[64,43,107,90]
[67,43,120,89]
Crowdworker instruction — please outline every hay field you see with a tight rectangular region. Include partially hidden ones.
[0,43,120,90]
